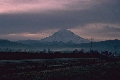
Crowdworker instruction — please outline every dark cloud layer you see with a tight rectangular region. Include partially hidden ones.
[0,0,120,40]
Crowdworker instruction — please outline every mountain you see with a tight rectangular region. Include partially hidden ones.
[40,29,90,43]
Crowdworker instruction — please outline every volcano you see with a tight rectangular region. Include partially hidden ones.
[40,29,90,43]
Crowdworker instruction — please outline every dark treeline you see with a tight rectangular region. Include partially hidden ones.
[0,50,117,60]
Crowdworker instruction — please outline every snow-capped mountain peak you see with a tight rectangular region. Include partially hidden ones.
[40,29,90,43]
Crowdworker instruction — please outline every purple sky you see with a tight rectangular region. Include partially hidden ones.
[0,0,120,41]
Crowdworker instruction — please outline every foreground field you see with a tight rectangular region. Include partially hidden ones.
[0,58,120,80]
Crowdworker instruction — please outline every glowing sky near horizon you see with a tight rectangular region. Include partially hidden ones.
[0,0,120,41]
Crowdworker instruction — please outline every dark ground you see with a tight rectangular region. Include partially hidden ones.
[0,58,120,80]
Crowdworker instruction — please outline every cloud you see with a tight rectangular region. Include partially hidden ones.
[0,0,120,40]
[0,29,57,40]
[70,23,120,41]
[0,0,112,14]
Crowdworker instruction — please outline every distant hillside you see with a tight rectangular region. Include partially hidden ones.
[79,39,120,53]
[16,39,120,53]
[0,39,29,49]
[17,40,75,48]
[17,40,41,44]
[1,39,120,53]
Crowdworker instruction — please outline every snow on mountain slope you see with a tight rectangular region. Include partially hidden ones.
[40,29,90,43]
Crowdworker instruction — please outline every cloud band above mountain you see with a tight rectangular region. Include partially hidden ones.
[0,0,120,41]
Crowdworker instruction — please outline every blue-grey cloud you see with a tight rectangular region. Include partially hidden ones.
[0,0,120,40]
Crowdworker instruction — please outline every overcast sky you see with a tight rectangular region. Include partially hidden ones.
[0,0,120,41]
